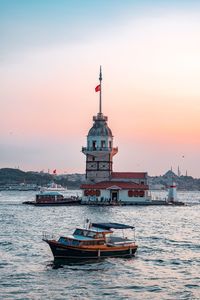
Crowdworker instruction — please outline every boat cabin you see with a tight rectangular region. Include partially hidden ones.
[58,223,135,247]
[58,226,112,247]
[36,191,64,203]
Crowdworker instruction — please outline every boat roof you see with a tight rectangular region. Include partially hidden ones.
[92,222,135,230]
[36,191,63,196]
[76,227,112,233]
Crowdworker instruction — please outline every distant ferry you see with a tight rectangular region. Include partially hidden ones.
[44,182,67,192]
[0,183,39,191]
[22,191,81,206]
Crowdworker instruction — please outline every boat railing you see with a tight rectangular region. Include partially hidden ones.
[42,231,56,240]
[108,236,135,243]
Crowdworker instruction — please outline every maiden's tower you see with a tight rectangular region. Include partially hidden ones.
[81,67,149,204]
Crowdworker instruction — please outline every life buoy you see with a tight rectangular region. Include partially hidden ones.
[133,190,139,197]
[90,190,96,196]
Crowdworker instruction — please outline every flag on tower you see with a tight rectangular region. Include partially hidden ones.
[95,84,101,92]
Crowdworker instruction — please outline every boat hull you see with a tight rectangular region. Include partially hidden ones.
[45,240,138,259]
[23,200,81,206]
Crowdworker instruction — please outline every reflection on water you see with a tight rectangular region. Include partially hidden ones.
[0,190,200,300]
[50,255,136,269]
[50,258,105,269]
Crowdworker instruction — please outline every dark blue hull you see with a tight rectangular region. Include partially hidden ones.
[45,240,137,259]
[23,200,81,206]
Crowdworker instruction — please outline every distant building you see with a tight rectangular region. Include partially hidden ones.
[80,67,149,204]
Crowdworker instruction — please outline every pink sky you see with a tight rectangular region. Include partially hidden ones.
[1,2,200,177]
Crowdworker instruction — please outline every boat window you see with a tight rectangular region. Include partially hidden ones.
[58,237,80,246]
[82,230,88,236]
[71,240,80,246]
[96,233,103,238]
[58,237,69,245]
[80,230,95,237]
[98,241,104,245]
[82,241,92,245]
[73,229,97,238]
[74,229,83,236]
[58,237,65,244]
[86,231,96,238]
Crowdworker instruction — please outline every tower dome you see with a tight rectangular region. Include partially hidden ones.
[88,113,113,137]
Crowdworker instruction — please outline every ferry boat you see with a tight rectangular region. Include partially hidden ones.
[1,183,39,191]
[44,182,67,192]
[22,191,81,206]
[43,222,138,259]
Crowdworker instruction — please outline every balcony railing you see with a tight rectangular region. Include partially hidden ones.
[82,146,118,152]
[93,115,108,121]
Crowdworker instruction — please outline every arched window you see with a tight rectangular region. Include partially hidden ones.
[101,140,105,148]
[92,141,96,150]
[128,190,133,197]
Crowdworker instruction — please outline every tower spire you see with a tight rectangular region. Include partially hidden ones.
[99,65,102,114]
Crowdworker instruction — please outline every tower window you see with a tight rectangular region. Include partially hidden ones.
[109,141,112,148]
[101,140,105,148]
[92,141,96,150]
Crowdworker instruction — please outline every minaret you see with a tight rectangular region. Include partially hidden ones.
[178,166,181,177]
[82,67,118,183]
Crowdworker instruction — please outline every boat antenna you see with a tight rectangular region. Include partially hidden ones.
[85,218,91,229]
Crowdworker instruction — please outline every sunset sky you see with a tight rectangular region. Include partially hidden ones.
[1,0,200,177]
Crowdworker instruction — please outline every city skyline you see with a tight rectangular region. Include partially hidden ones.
[1,1,200,177]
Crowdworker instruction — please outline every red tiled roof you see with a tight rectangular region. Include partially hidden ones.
[111,172,147,179]
[80,181,148,190]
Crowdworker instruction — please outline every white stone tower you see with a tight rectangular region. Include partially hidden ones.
[82,67,118,183]
[167,182,177,202]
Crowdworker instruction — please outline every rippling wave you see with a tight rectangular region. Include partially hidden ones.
[0,191,200,299]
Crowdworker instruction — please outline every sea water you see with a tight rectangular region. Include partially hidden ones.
[0,190,200,300]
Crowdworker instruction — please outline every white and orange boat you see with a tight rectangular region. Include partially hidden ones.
[43,222,138,259]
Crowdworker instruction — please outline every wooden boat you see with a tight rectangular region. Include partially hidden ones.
[22,191,81,206]
[43,222,138,259]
